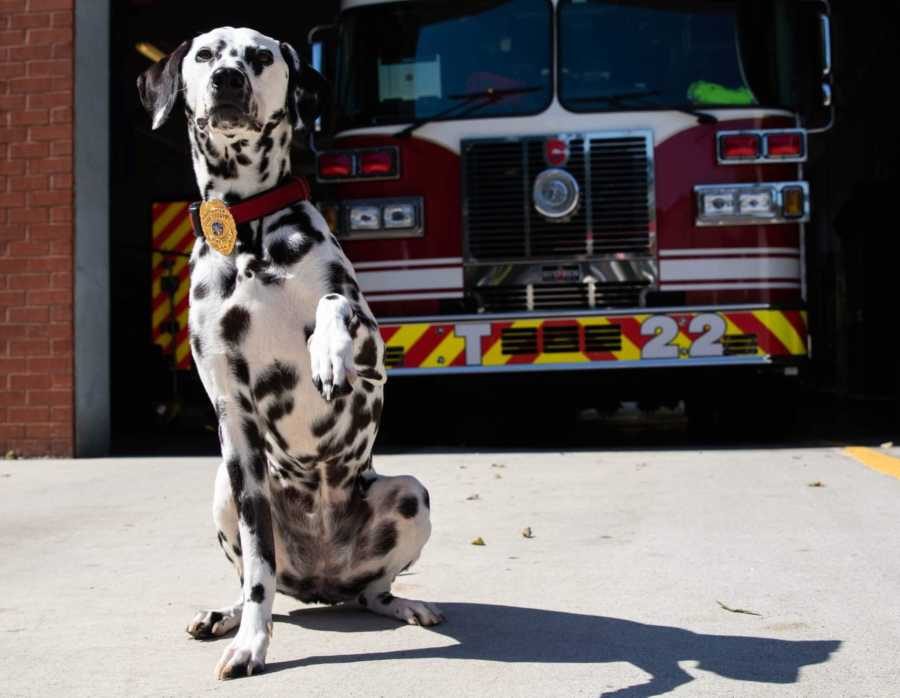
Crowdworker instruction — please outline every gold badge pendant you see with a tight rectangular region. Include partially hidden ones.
[199,199,237,256]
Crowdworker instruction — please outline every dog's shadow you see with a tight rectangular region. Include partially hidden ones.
[262,602,839,697]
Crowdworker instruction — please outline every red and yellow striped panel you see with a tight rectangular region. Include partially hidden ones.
[150,202,194,370]
[379,309,807,372]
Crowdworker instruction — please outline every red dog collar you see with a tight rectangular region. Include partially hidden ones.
[189,176,311,254]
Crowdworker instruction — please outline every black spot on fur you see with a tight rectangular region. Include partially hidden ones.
[355,336,377,368]
[250,453,267,481]
[398,495,419,519]
[378,591,394,606]
[253,361,299,401]
[219,266,238,298]
[241,495,276,572]
[333,398,346,415]
[191,333,204,358]
[249,584,265,603]
[371,397,383,424]
[228,354,250,384]
[311,413,336,438]
[192,281,209,300]
[423,487,430,510]
[325,460,349,488]
[268,205,324,243]
[358,593,367,607]
[238,392,253,413]
[359,368,384,382]
[267,236,312,266]
[353,437,369,461]
[372,521,397,557]
[227,456,244,505]
[304,324,315,341]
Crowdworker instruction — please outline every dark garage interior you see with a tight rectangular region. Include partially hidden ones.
[108,1,900,454]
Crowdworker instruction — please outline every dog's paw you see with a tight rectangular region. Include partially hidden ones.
[186,607,241,639]
[385,598,445,626]
[308,297,356,401]
[214,625,270,680]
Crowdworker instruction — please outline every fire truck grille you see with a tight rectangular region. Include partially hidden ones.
[474,282,646,312]
[383,346,405,368]
[463,132,654,260]
[499,323,624,356]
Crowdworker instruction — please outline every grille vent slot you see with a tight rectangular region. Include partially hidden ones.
[383,346,405,368]
[722,334,758,356]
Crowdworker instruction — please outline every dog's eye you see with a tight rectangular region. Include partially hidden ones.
[195,48,214,62]
[257,50,273,66]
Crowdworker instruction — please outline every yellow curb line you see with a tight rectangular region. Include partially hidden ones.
[842,447,900,481]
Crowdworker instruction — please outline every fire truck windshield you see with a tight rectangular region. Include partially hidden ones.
[334,0,553,130]
[334,0,811,130]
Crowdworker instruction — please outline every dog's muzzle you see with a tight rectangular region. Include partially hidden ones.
[208,67,251,128]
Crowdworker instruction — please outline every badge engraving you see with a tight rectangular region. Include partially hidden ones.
[199,199,237,255]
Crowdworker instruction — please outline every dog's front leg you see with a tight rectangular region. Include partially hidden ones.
[308,293,359,400]
[208,362,276,679]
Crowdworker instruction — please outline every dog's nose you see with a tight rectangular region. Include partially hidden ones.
[211,68,246,96]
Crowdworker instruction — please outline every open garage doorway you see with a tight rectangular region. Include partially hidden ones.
[108,1,338,454]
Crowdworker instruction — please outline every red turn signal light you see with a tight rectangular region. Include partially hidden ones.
[765,132,804,158]
[317,152,354,179]
[719,134,761,160]
[359,149,397,177]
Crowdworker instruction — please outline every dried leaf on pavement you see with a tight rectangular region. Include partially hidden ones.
[717,600,762,616]
[808,481,825,488]
[466,494,480,501]
[521,527,534,539]
[471,537,486,546]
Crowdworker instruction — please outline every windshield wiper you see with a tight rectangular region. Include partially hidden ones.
[569,90,718,124]
[393,86,544,138]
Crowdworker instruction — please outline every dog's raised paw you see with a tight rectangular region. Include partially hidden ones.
[308,307,356,401]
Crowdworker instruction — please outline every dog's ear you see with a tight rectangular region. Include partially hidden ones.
[280,41,329,131]
[136,40,191,130]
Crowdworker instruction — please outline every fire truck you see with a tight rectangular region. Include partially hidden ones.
[313,0,832,415]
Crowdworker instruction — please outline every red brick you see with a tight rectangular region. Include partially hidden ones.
[0,1,28,12]
[0,93,26,110]
[0,160,26,175]
[8,274,50,290]
[8,174,48,191]
[0,60,24,79]
[0,126,27,143]
[51,405,72,422]
[7,207,48,224]
[27,27,70,45]
[9,13,51,30]
[0,357,28,373]
[9,141,49,158]
[27,157,70,174]
[27,389,69,406]
[27,59,71,77]
[50,337,70,353]
[24,424,53,438]
[6,240,48,257]
[9,338,49,356]
[26,91,68,109]
[48,238,69,255]
[8,405,49,422]
[51,372,71,389]
[50,41,70,59]
[9,109,48,126]
[27,356,69,373]
[48,106,70,124]
[49,207,70,224]
[9,43,51,60]
[28,256,68,273]
[0,29,26,46]
[50,11,70,28]
[0,191,26,207]
[28,189,68,206]
[0,425,25,440]
[7,76,52,93]
[0,389,27,407]
[10,373,51,389]
[26,288,69,304]
[49,173,70,189]
[0,290,26,307]
[7,305,49,323]
[29,223,69,239]
[28,0,72,10]
[49,139,71,157]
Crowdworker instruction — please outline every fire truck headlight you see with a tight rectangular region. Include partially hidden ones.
[348,205,381,231]
[383,202,416,229]
[695,182,809,226]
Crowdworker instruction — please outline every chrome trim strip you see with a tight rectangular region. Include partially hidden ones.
[659,247,800,257]
[377,303,788,325]
[388,355,794,376]
[716,129,808,165]
[353,257,463,270]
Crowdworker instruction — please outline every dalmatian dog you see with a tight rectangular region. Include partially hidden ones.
[137,27,442,680]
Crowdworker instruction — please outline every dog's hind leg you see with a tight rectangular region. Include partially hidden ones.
[357,474,444,626]
[186,462,244,639]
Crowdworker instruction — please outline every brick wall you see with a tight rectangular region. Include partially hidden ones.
[0,0,74,457]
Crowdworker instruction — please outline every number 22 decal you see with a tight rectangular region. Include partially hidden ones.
[640,313,726,359]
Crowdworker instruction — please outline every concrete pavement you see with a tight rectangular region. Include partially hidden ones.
[1,447,899,697]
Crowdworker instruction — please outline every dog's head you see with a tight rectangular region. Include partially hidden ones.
[137,26,327,134]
